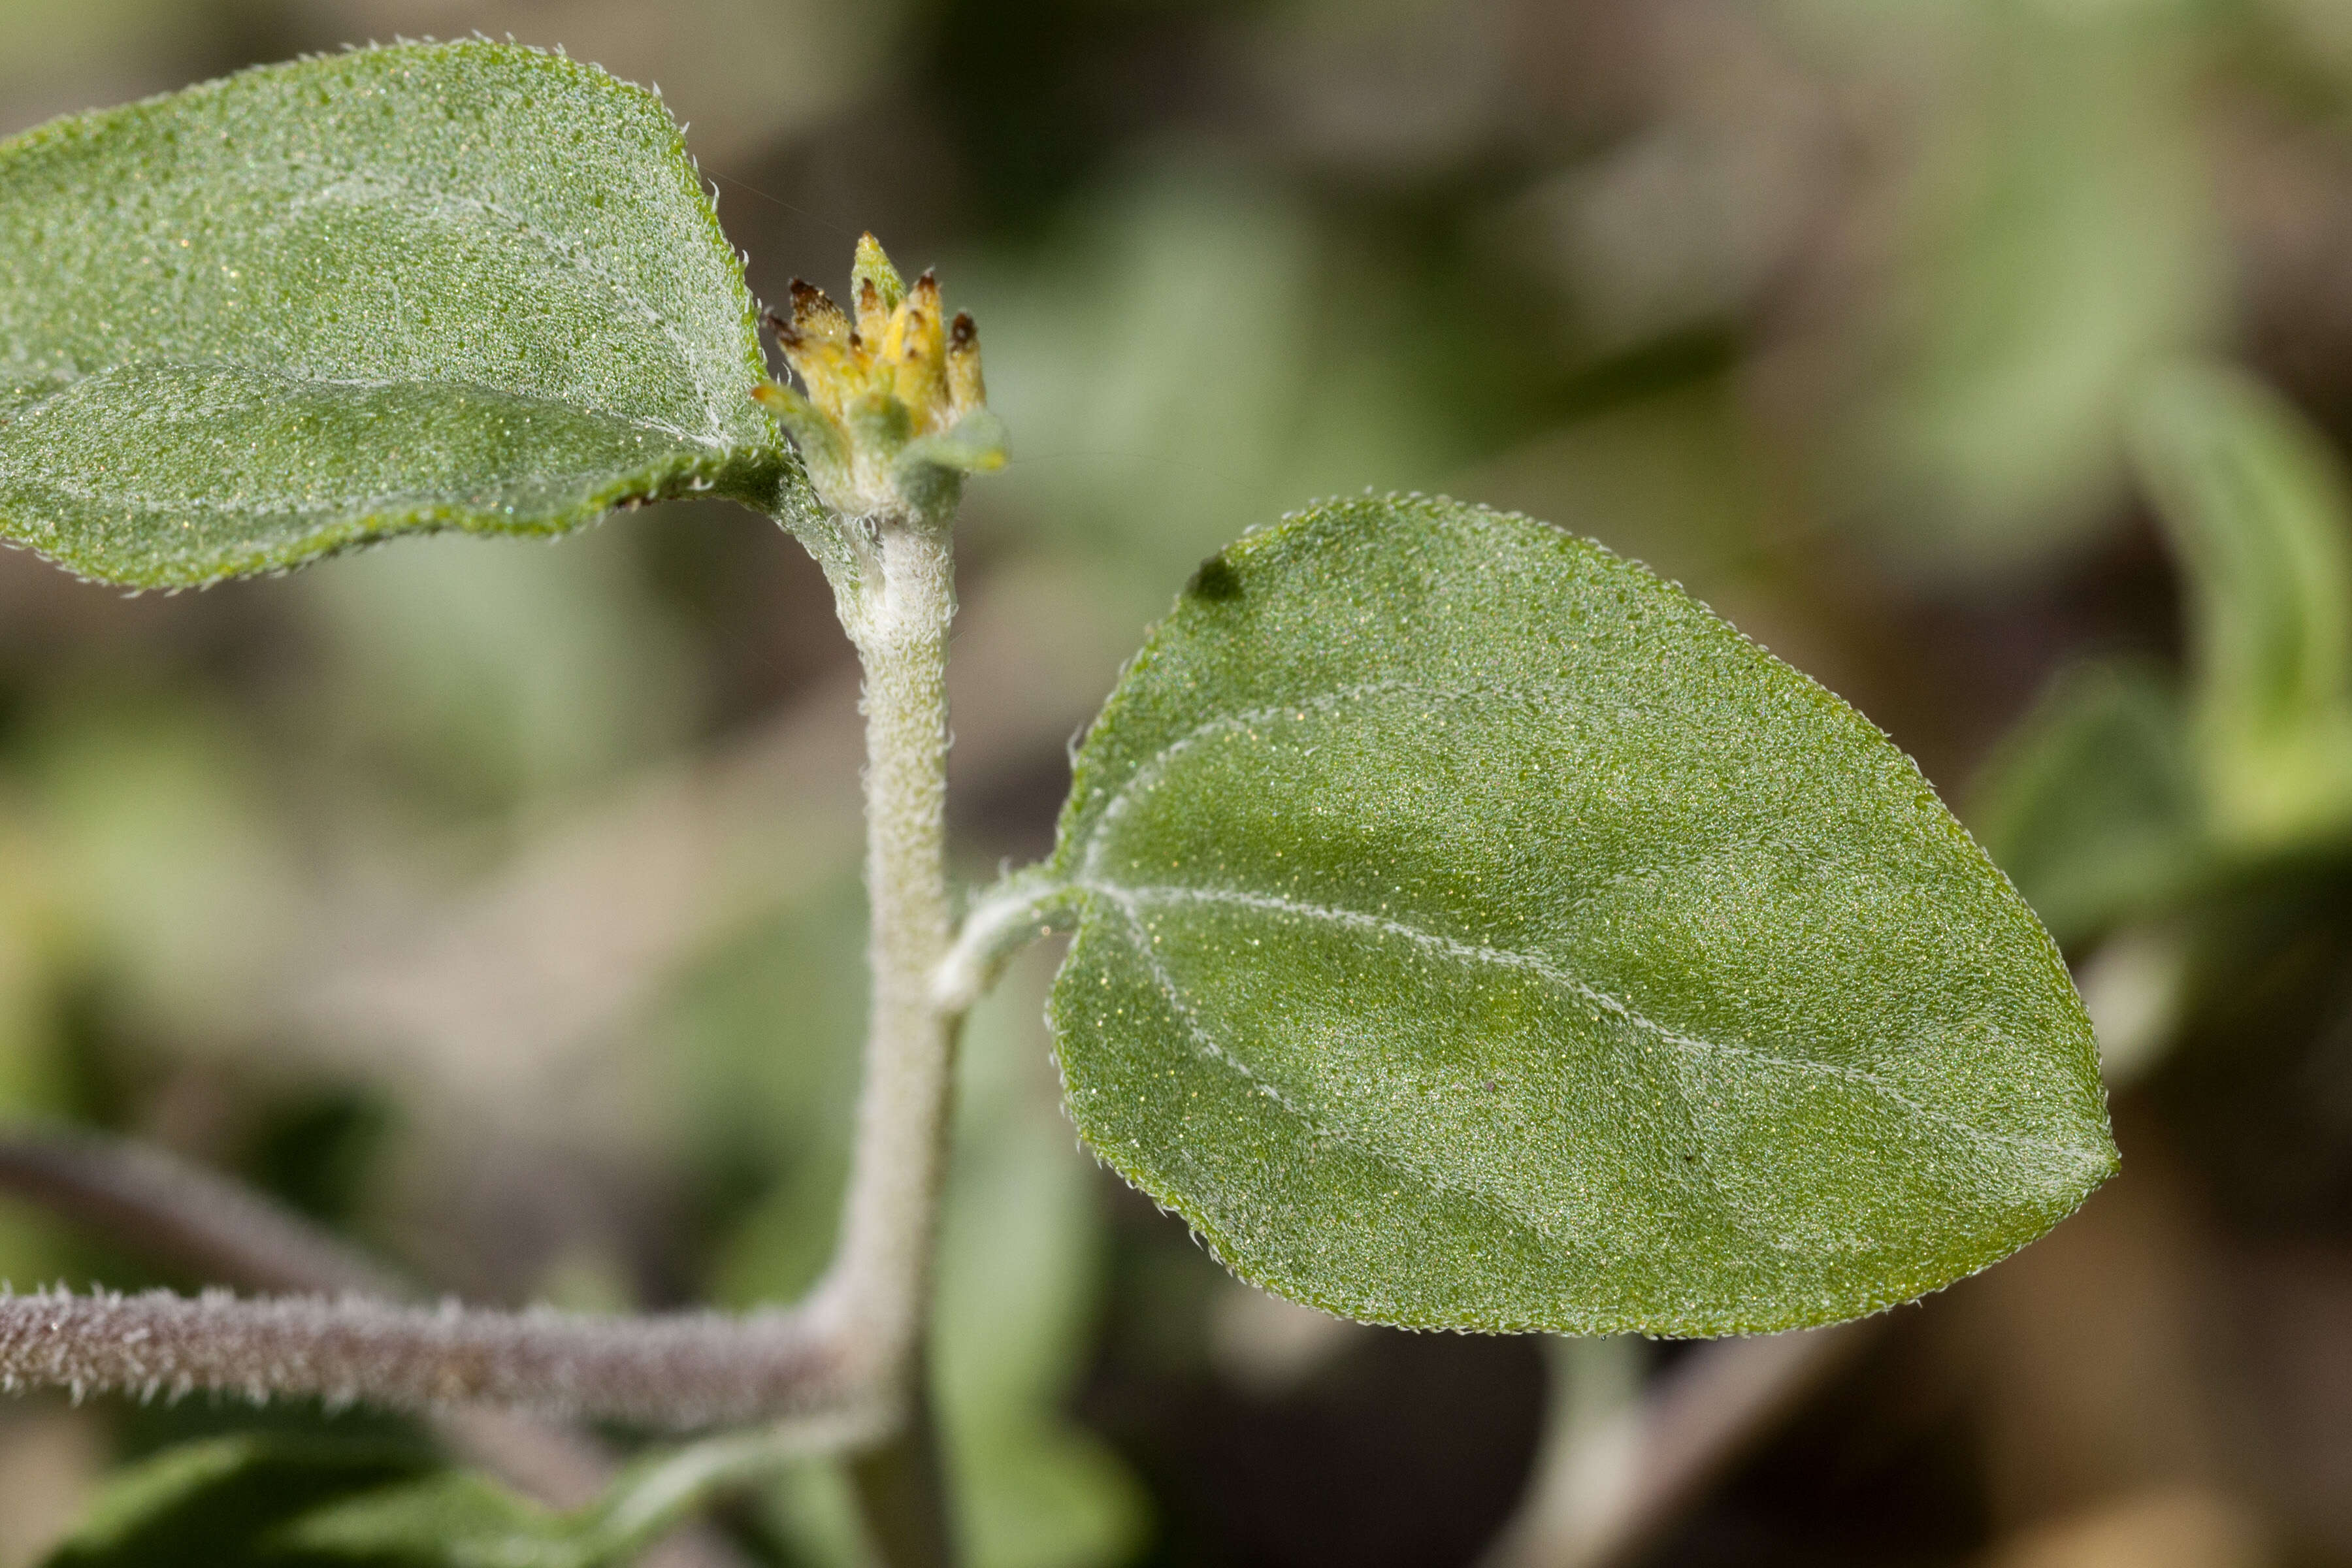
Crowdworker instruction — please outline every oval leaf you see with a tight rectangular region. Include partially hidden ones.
[0,41,793,587]
[1047,494,2115,1336]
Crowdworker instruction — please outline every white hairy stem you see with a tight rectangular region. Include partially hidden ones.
[801,512,966,1568]
[0,515,986,1450]
[930,873,1074,1019]
[0,1287,857,1428]
[804,517,959,1382]
[0,1128,858,1429]
[804,516,960,1392]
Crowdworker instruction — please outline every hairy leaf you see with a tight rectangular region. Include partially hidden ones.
[0,41,798,587]
[1047,493,2114,1336]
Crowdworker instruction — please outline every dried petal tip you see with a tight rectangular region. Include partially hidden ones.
[753,235,1000,522]
[786,279,848,340]
[946,312,985,418]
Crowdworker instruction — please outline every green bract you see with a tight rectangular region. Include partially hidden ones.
[1047,493,2116,1336]
[0,41,798,588]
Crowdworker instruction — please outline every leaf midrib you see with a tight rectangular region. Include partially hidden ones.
[1081,877,2104,1179]
[1089,885,1592,1261]
[1073,672,2095,1179]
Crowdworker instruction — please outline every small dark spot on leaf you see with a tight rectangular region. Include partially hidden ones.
[1683,1152,1698,1164]
[1186,552,1241,602]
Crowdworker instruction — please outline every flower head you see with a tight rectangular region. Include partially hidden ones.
[754,234,1004,523]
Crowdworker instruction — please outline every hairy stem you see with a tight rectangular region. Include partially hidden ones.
[0,522,972,1443]
[0,515,988,1568]
[0,1132,777,1565]
[0,1286,860,1427]
[809,519,960,1384]
[809,517,964,1567]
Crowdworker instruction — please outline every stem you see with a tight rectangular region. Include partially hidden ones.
[0,1286,858,1426]
[0,1133,760,1567]
[0,514,996,1558]
[808,521,960,1386]
[808,517,963,1568]
[931,870,1076,1017]
[1480,1323,1877,1568]
[1475,1337,1644,1568]
[0,1132,405,1301]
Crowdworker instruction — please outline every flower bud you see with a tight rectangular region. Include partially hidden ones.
[753,234,1005,524]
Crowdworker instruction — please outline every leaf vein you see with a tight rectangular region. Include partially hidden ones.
[1096,887,1578,1250]
[1097,881,2103,1175]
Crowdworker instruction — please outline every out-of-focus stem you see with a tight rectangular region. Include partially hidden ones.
[0,1130,758,1568]
[1480,1322,1878,1568]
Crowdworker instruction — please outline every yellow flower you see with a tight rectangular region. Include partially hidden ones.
[753,234,1004,523]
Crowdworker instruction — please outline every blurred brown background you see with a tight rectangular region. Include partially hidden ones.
[5,1,2351,1565]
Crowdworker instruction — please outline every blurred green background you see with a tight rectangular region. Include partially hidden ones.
[6,0,2352,1563]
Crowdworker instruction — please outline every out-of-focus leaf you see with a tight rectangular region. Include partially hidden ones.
[295,524,698,813]
[1967,661,2203,947]
[1048,492,2114,1335]
[278,1473,566,1566]
[27,701,302,1039]
[0,41,799,588]
[965,170,1460,624]
[1796,0,2219,572]
[283,1424,860,1567]
[2133,363,2352,855]
[44,1435,427,1567]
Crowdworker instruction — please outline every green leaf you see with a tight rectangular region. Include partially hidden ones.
[0,41,800,589]
[1830,0,2217,574]
[45,1435,429,1567]
[1966,661,2204,947]
[283,1426,871,1568]
[277,1472,587,1568]
[1047,493,2114,1337]
[2132,363,2352,854]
